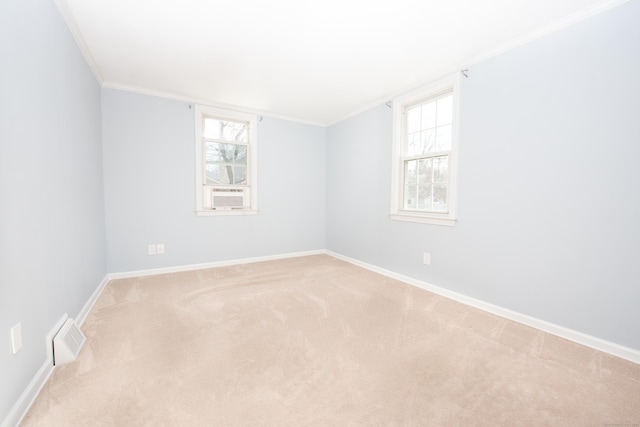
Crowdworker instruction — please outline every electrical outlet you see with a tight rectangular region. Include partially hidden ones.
[156,244,164,255]
[11,322,22,354]
[423,253,431,265]
[148,244,157,255]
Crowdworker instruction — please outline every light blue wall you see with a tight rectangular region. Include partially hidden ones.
[326,1,640,350]
[101,88,326,273]
[2,0,639,422]
[0,0,107,421]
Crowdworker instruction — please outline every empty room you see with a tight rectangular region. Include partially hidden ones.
[1,0,639,425]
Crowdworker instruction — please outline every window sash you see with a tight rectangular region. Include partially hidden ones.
[202,122,251,187]
[402,154,450,213]
[390,73,460,226]
[400,92,453,214]
[194,104,258,215]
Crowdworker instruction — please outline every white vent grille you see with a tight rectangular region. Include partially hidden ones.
[53,318,86,365]
[212,188,247,210]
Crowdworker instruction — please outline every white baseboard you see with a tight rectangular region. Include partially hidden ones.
[107,250,326,280]
[2,250,325,427]
[76,275,110,327]
[6,248,636,427]
[1,275,107,427]
[325,250,640,365]
[0,360,54,427]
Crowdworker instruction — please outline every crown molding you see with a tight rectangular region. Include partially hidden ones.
[54,0,104,84]
[101,81,327,128]
[459,0,630,72]
[334,0,631,128]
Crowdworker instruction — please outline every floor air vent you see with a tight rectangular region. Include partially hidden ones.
[53,318,86,365]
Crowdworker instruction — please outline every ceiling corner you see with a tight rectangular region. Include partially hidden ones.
[54,0,104,84]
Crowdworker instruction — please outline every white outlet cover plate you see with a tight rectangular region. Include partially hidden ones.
[423,253,431,265]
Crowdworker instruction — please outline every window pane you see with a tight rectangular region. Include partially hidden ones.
[404,185,417,209]
[206,164,231,185]
[416,159,433,211]
[233,122,247,142]
[203,118,221,139]
[233,166,247,185]
[234,145,247,165]
[405,160,417,184]
[417,184,432,211]
[420,129,436,154]
[407,133,420,157]
[206,164,247,186]
[436,95,453,126]
[433,156,448,183]
[206,142,246,163]
[408,129,436,156]
[204,142,247,186]
[407,106,421,134]
[421,100,436,130]
[403,157,449,213]
[221,122,233,141]
[435,124,452,152]
[417,158,433,188]
[205,142,224,162]
[220,121,248,142]
[432,184,447,212]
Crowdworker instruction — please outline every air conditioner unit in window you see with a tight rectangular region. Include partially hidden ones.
[211,188,248,210]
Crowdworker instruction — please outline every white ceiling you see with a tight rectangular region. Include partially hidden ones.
[56,0,624,126]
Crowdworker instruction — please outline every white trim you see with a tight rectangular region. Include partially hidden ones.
[57,0,627,129]
[102,82,326,127]
[76,275,110,327]
[53,0,104,84]
[0,272,108,427]
[330,0,630,128]
[6,246,637,427]
[0,359,54,427]
[325,97,394,128]
[325,250,640,365]
[389,214,456,226]
[194,105,258,215]
[390,73,461,226]
[1,252,325,425]
[106,250,326,280]
[457,0,630,74]
[195,209,258,217]
[99,0,630,129]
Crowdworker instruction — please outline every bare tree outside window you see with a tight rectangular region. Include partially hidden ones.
[204,119,248,185]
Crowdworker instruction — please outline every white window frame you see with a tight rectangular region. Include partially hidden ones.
[390,73,461,226]
[194,105,258,216]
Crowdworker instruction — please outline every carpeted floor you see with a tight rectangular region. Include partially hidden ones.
[22,254,640,426]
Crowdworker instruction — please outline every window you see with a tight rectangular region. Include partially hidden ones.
[195,105,258,215]
[390,74,460,226]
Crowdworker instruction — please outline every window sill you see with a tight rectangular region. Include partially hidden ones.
[196,209,258,217]
[389,213,456,226]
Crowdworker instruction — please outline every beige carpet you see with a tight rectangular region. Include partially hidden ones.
[22,254,640,426]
